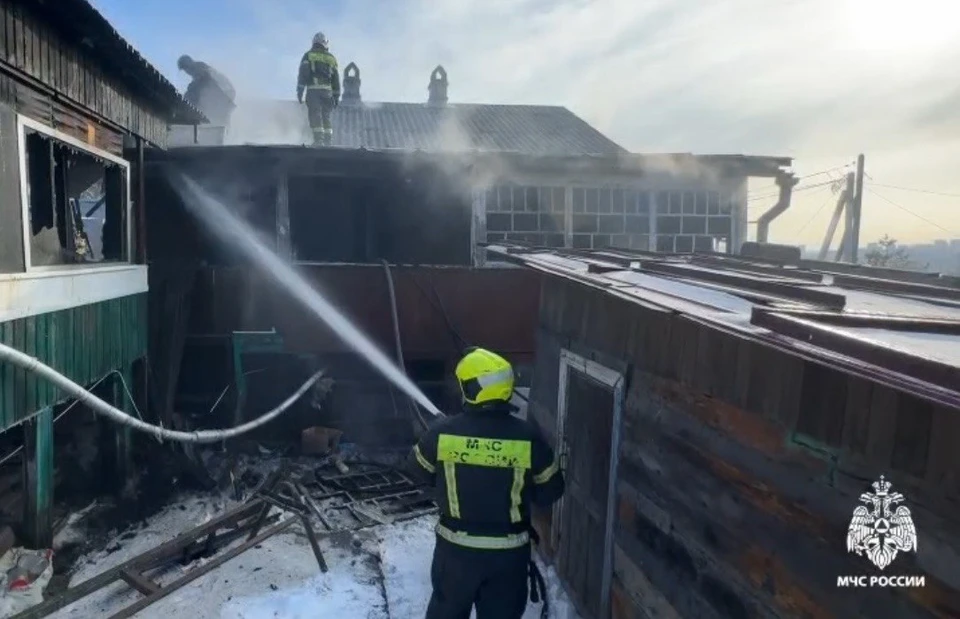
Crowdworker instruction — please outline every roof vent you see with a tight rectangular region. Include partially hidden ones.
[342,62,361,105]
[428,65,448,105]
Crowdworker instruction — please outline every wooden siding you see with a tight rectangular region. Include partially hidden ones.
[0,293,147,428]
[529,275,960,619]
[0,0,168,148]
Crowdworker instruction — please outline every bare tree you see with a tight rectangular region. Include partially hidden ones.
[863,235,917,269]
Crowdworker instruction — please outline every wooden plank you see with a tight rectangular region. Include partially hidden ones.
[676,317,700,387]
[890,394,932,478]
[24,314,37,412]
[612,545,681,618]
[925,403,960,499]
[22,407,53,548]
[20,9,32,77]
[864,384,899,466]
[119,570,160,595]
[0,296,147,428]
[10,4,21,68]
[0,322,11,428]
[106,518,297,619]
[37,23,48,85]
[619,369,960,618]
[840,375,873,457]
[37,311,51,405]
[12,314,25,415]
[11,501,265,619]
[795,360,847,447]
[0,2,8,63]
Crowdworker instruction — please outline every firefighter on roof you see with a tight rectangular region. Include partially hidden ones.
[410,348,565,619]
[178,55,236,127]
[296,32,340,146]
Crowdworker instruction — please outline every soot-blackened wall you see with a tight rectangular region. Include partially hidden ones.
[527,275,960,619]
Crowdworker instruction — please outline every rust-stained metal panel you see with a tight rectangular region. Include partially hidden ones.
[186,265,541,363]
[531,275,960,619]
[0,293,147,429]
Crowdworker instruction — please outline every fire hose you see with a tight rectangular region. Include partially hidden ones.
[0,342,324,444]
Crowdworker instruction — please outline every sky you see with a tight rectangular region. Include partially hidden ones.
[91,0,960,248]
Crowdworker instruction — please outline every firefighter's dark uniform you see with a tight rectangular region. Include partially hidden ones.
[410,348,565,619]
[297,45,340,146]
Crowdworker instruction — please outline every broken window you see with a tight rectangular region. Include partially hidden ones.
[24,130,128,268]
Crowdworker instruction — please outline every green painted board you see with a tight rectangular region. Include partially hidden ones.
[0,293,147,429]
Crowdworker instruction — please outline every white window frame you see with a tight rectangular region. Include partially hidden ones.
[553,348,625,619]
[16,114,133,275]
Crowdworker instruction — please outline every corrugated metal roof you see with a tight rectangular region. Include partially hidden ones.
[226,100,626,156]
[486,243,960,405]
[23,0,204,124]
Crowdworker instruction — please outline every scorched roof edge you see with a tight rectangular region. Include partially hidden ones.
[147,145,793,178]
[486,244,960,408]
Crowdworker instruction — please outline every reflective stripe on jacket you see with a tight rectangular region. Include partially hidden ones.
[298,47,340,96]
[410,404,565,548]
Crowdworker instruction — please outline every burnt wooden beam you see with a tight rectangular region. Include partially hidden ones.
[118,570,160,596]
[11,500,265,619]
[106,518,296,619]
[750,310,960,392]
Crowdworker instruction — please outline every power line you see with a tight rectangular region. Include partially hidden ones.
[867,182,960,199]
[799,161,856,181]
[746,178,837,202]
[865,187,960,236]
[746,162,853,197]
[795,188,837,236]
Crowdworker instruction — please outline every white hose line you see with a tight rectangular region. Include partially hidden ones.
[0,342,325,444]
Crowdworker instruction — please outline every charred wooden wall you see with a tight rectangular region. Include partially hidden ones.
[0,0,169,151]
[166,265,540,444]
[144,152,474,267]
[528,275,960,619]
[186,265,539,361]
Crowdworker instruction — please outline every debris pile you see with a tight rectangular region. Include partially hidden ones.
[11,459,436,618]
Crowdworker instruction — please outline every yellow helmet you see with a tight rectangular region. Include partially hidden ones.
[455,348,515,405]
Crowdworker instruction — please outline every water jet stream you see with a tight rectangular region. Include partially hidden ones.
[170,173,444,418]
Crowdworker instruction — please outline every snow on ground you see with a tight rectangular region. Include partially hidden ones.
[376,517,580,619]
[51,494,240,618]
[52,501,99,551]
[47,495,581,619]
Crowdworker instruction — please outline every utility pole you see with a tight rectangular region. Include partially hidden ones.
[818,174,852,261]
[836,172,856,262]
[850,154,865,263]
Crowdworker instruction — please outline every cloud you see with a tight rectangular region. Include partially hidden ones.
[98,0,960,244]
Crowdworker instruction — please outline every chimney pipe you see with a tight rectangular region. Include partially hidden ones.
[755,171,800,243]
[342,62,361,104]
[428,65,448,105]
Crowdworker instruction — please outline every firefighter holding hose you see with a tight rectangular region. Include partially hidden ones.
[410,348,565,619]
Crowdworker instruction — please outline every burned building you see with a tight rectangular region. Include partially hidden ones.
[0,0,203,547]
[147,66,794,451]
[492,244,960,618]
